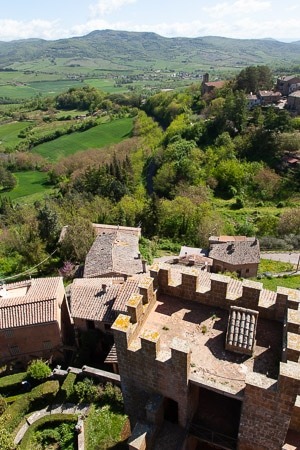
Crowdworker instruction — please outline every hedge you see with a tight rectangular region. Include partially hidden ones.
[0,372,27,396]
[2,380,59,432]
[19,413,77,450]
[57,372,77,403]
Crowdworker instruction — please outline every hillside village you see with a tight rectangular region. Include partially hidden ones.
[0,36,300,447]
[0,223,299,450]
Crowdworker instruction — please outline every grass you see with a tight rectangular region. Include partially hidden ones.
[85,403,128,450]
[0,171,55,202]
[258,259,294,274]
[0,121,31,150]
[256,275,300,291]
[0,80,83,100]
[32,117,133,162]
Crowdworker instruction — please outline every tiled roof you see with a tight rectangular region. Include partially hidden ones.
[209,240,260,265]
[0,277,63,329]
[70,278,121,323]
[289,91,300,98]
[204,81,225,88]
[84,231,143,278]
[113,277,140,314]
[226,306,258,355]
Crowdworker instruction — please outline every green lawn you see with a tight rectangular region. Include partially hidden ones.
[0,121,31,150]
[0,171,54,202]
[256,275,300,291]
[85,404,128,450]
[32,117,133,162]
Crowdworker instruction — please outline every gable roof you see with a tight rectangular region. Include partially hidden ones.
[209,240,260,266]
[112,277,140,314]
[0,277,64,329]
[84,230,143,278]
[70,278,121,323]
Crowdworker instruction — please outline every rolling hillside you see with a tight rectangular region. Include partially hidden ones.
[0,30,299,73]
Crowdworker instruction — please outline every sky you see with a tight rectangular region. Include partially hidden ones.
[1,0,300,42]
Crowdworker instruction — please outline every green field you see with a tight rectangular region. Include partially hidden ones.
[0,121,31,149]
[85,78,128,93]
[0,171,54,203]
[32,117,133,162]
[0,80,84,100]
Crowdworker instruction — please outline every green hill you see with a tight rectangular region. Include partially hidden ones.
[0,30,299,73]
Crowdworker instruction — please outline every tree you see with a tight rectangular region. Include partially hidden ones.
[37,203,61,251]
[235,65,273,93]
[27,359,51,380]
[59,217,95,263]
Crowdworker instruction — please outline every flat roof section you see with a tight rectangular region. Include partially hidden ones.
[139,293,282,396]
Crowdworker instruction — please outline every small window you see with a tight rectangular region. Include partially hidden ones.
[43,340,52,350]
[246,269,249,274]
[10,345,20,355]
[86,320,95,330]
[4,329,14,338]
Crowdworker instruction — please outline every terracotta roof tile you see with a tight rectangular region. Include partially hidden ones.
[0,277,63,329]
[226,306,258,355]
[84,231,143,278]
[113,277,140,314]
[209,240,260,265]
[70,278,121,323]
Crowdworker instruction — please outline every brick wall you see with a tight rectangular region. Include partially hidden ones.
[0,322,63,364]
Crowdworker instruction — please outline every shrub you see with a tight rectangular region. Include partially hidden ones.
[27,360,51,381]
[0,394,7,414]
[74,378,99,403]
[0,372,26,396]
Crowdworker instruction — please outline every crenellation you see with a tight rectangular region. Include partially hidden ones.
[113,264,300,449]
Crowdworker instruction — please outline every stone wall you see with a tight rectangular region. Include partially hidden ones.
[150,265,295,322]
[239,362,300,450]
[112,276,192,428]
[113,265,300,449]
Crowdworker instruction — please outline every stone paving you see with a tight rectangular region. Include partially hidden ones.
[14,403,89,445]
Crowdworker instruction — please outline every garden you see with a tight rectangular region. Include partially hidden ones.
[0,360,129,450]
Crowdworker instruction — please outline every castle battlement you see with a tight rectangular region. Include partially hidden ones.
[150,264,300,322]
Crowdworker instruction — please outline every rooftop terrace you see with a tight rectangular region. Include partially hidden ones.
[137,292,283,397]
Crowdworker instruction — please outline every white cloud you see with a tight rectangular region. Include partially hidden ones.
[89,0,137,17]
[0,19,63,41]
[203,0,271,18]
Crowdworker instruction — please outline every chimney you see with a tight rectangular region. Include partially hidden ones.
[142,260,147,273]
[137,253,141,259]
[102,284,107,293]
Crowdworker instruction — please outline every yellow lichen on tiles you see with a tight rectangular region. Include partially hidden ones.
[142,330,160,341]
[114,314,131,330]
[127,294,141,306]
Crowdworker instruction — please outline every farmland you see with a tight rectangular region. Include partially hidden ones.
[0,171,55,203]
[32,117,134,162]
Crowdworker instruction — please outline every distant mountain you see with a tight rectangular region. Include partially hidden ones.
[0,30,299,72]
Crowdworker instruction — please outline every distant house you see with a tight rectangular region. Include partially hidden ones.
[83,229,145,279]
[258,90,282,106]
[201,73,226,96]
[164,246,213,271]
[0,277,71,365]
[246,93,260,109]
[208,237,260,278]
[287,90,300,114]
[277,75,300,96]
